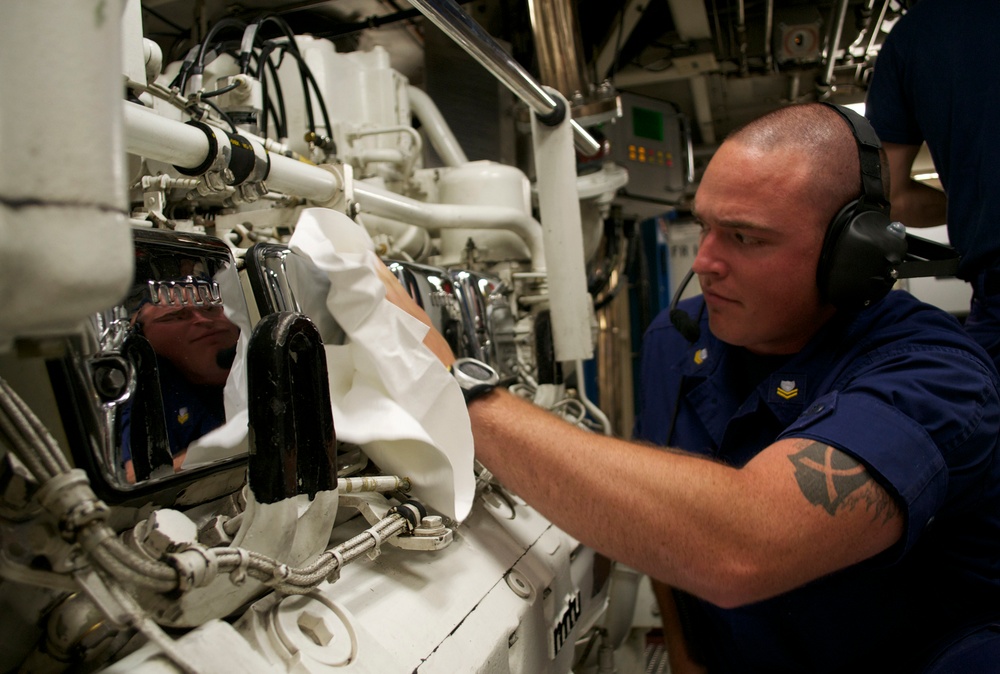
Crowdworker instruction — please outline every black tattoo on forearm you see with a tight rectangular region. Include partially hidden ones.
[788,442,898,523]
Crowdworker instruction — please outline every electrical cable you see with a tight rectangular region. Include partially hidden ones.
[199,98,238,134]
[255,46,289,139]
[0,377,70,477]
[168,46,199,90]
[288,47,334,145]
[264,52,288,139]
[664,271,706,445]
[183,17,248,94]
[199,79,241,99]
[0,381,56,481]
[262,84,280,139]
[238,22,261,75]
[254,16,328,141]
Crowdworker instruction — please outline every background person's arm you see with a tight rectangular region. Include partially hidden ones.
[883,141,947,228]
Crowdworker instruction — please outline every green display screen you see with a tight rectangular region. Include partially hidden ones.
[632,106,664,141]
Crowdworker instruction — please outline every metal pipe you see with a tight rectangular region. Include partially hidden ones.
[354,180,547,271]
[340,475,412,493]
[528,0,589,99]
[407,0,601,157]
[764,0,775,72]
[407,85,468,166]
[821,0,851,88]
[266,154,341,203]
[710,0,725,60]
[574,359,611,435]
[736,0,748,76]
[124,102,210,167]
[866,0,891,56]
[849,0,876,51]
[123,102,341,203]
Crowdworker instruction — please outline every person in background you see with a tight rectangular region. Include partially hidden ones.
[380,103,1000,672]
[865,0,1000,369]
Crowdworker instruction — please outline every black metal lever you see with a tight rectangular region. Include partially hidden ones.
[247,312,337,503]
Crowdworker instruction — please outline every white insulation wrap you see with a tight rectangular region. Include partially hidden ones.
[530,91,595,362]
[0,0,133,347]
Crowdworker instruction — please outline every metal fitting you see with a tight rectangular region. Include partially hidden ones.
[35,470,109,539]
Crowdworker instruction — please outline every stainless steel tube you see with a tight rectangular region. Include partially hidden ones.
[408,0,602,157]
[821,0,851,87]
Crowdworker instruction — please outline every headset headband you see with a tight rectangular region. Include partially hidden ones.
[820,102,890,216]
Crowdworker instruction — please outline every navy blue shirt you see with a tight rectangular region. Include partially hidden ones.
[865,0,1000,280]
[121,357,226,465]
[635,291,1000,672]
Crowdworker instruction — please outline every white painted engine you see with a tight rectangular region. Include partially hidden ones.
[0,1,647,672]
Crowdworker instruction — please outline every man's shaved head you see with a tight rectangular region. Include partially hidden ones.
[724,103,888,227]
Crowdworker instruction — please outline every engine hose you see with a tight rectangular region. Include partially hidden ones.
[1,375,421,599]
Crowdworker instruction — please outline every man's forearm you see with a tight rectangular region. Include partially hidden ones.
[892,179,947,229]
[465,388,902,608]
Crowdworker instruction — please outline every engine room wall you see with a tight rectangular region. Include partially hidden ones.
[423,23,519,168]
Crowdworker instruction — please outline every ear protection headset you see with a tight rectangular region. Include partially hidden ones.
[816,103,906,309]
[669,104,961,340]
[817,103,959,309]
[668,103,905,339]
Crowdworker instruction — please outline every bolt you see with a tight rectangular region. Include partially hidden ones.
[93,365,127,400]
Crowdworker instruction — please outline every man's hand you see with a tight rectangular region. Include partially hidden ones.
[373,257,457,368]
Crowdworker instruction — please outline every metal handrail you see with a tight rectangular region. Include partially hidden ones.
[408,0,603,158]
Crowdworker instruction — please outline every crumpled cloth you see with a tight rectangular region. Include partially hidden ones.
[286,207,475,522]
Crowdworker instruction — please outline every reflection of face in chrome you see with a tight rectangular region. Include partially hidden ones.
[137,303,240,387]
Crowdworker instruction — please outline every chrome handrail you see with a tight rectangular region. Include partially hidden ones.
[408,0,602,157]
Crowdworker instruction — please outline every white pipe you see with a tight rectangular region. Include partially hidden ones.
[764,0,775,72]
[123,101,209,166]
[407,85,469,167]
[267,154,341,203]
[690,75,716,145]
[355,149,407,164]
[356,213,433,260]
[575,360,611,435]
[354,180,547,271]
[350,125,423,177]
[122,102,341,203]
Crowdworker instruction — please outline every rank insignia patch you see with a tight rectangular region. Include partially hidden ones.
[776,380,798,400]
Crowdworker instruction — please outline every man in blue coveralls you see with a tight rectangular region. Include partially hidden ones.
[382,102,1000,672]
[865,0,1000,371]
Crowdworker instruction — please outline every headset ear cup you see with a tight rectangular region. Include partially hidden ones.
[817,203,907,309]
[817,201,857,306]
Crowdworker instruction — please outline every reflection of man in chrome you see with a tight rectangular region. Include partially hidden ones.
[122,300,240,482]
[139,303,239,387]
